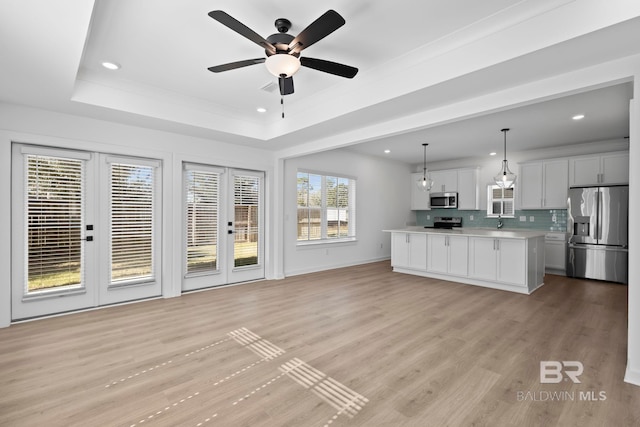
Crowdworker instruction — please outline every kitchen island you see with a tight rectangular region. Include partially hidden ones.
[384,227,546,294]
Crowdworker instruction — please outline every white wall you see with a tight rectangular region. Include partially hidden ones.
[0,103,276,328]
[283,150,412,276]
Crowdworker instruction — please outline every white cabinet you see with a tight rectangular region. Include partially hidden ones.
[544,232,566,273]
[410,172,430,210]
[469,237,525,286]
[519,159,568,209]
[569,152,629,186]
[430,170,458,193]
[427,234,468,276]
[391,232,427,270]
[457,168,480,210]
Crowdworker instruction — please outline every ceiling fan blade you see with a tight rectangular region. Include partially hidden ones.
[208,10,275,54]
[279,75,294,95]
[300,57,358,78]
[208,58,265,73]
[288,10,345,54]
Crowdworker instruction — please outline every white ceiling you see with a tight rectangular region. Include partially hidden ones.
[1,0,639,163]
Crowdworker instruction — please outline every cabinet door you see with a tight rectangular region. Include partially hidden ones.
[496,239,526,285]
[408,233,428,270]
[519,162,543,209]
[430,170,458,193]
[543,159,569,208]
[457,169,479,210]
[569,156,600,186]
[448,236,469,277]
[544,241,566,271]
[427,234,448,274]
[391,233,410,268]
[410,172,431,210]
[469,237,497,280]
[601,152,629,185]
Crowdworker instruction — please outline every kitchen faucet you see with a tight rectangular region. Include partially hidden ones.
[497,215,504,229]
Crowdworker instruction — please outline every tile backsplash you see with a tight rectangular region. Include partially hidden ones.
[416,209,568,232]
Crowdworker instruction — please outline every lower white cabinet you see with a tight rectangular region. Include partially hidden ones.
[386,229,545,294]
[391,232,427,270]
[427,234,468,276]
[469,237,525,286]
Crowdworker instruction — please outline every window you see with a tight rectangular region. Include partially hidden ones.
[297,171,356,243]
[487,184,515,217]
[185,167,220,275]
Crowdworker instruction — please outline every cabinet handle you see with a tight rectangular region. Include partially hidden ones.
[496,240,500,251]
[493,239,496,251]
[406,234,410,243]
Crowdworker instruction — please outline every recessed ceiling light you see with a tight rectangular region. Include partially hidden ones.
[101,61,120,70]
[384,149,391,154]
[489,152,497,156]
[256,107,267,113]
[572,114,585,120]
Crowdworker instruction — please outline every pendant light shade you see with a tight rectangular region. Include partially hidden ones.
[416,143,434,192]
[494,128,517,189]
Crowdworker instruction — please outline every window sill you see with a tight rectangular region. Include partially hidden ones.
[297,237,357,249]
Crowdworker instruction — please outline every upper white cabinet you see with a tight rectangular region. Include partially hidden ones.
[430,170,458,193]
[519,159,568,209]
[569,152,629,186]
[457,168,480,210]
[428,167,479,210]
[410,172,430,210]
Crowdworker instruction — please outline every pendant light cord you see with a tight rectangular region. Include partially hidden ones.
[422,143,428,178]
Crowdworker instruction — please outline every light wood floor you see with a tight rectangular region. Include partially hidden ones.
[0,261,638,426]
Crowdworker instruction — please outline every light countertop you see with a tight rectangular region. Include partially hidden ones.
[383,227,547,239]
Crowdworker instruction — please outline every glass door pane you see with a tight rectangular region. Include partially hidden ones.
[186,169,220,274]
[109,162,155,285]
[233,174,260,268]
[26,154,85,293]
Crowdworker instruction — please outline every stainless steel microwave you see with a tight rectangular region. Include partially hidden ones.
[430,192,458,209]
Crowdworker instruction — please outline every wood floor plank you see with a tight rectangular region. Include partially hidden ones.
[1,261,639,426]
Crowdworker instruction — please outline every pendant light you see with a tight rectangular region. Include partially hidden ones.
[494,128,517,189]
[416,143,434,192]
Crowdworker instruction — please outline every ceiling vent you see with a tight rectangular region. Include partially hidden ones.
[260,81,278,93]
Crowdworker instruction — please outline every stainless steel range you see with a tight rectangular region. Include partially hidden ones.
[424,216,462,230]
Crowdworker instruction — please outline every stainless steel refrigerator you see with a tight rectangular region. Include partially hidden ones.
[567,186,628,284]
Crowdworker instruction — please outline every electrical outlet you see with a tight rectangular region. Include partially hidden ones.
[519,216,526,222]
[427,214,430,220]
[470,215,474,221]
[529,216,535,222]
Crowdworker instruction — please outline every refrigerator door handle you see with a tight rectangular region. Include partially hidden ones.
[597,190,603,241]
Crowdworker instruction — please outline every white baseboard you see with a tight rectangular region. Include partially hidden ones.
[285,257,390,277]
[625,365,640,386]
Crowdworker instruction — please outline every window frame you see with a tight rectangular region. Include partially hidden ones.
[296,170,356,245]
[486,183,515,218]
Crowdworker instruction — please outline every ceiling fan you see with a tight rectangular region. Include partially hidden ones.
[207,10,359,96]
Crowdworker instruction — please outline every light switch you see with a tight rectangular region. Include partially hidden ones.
[469,215,474,221]
[529,216,535,222]
[519,216,526,222]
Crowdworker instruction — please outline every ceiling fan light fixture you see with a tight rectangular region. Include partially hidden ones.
[265,54,301,78]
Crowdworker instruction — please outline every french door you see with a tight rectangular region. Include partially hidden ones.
[183,164,264,291]
[11,144,162,320]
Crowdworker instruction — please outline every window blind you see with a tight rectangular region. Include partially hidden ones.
[296,171,356,242]
[26,154,85,293]
[234,174,261,268]
[110,162,155,284]
[185,169,220,274]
